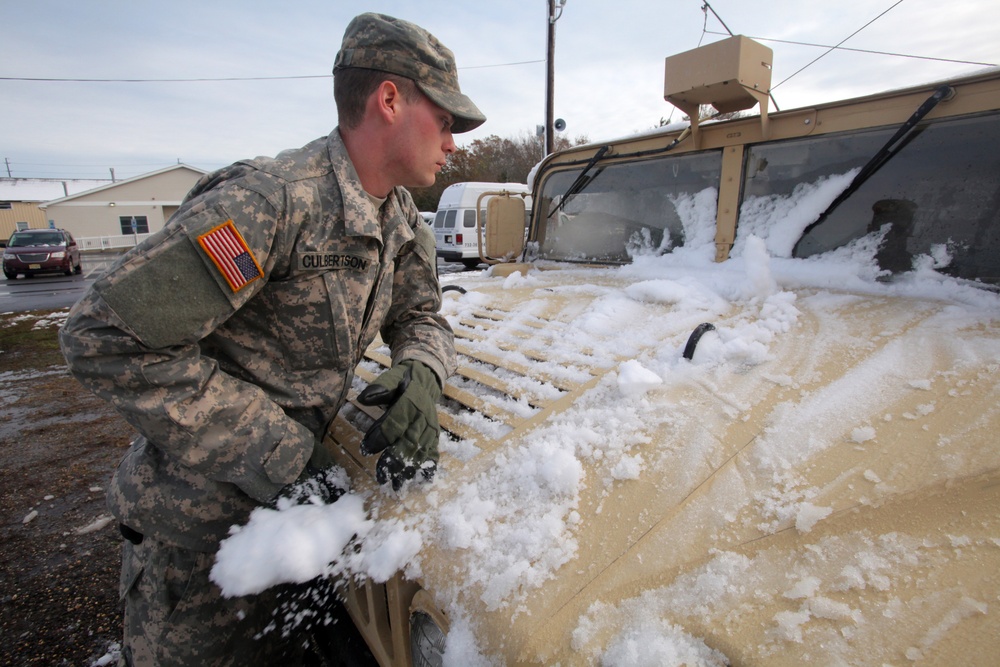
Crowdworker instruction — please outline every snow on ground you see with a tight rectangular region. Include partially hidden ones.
[210,172,1000,665]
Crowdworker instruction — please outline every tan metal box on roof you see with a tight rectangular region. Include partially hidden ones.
[664,35,773,113]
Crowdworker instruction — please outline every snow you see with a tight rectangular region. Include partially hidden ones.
[733,169,860,258]
[0,177,111,203]
[212,472,424,597]
[74,515,114,535]
[122,168,1000,661]
[793,503,833,534]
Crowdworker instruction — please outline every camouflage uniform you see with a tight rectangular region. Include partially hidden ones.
[116,536,292,665]
[60,12,484,663]
[60,129,457,664]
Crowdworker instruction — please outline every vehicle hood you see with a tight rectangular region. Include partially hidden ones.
[7,242,67,252]
[333,257,1000,665]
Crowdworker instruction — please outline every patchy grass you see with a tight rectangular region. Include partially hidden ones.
[0,310,71,373]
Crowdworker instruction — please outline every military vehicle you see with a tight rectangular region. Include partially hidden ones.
[284,35,1000,665]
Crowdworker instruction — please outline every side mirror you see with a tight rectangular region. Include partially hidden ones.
[476,192,528,264]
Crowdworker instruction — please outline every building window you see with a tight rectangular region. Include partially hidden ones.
[0,202,12,210]
[119,216,149,234]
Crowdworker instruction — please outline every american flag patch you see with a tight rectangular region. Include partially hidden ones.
[197,220,263,292]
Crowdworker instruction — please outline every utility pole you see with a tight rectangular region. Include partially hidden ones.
[545,0,566,157]
[4,157,11,178]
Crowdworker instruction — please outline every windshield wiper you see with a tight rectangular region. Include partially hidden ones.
[547,145,610,219]
[793,84,955,254]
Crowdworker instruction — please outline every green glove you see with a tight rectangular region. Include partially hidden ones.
[270,439,342,507]
[357,360,442,490]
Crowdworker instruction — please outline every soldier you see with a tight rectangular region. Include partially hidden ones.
[59,13,485,666]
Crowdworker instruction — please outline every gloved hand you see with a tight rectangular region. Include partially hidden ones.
[357,360,442,490]
[271,440,343,507]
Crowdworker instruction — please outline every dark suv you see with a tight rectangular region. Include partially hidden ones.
[3,229,82,279]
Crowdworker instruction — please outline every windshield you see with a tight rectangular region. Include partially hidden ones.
[743,112,1000,282]
[535,151,722,263]
[533,111,1000,282]
[10,232,64,247]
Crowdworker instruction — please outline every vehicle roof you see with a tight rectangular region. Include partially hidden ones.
[437,182,531,210]
[542,67,1000,166]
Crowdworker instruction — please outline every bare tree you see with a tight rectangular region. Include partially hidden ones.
[410,131,587,212]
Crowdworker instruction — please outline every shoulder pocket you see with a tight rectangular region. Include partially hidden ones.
[408,219,437,266]
[97,215,241,349]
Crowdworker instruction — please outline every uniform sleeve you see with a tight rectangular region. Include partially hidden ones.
[381,197,457,385]
[59,185,313,503]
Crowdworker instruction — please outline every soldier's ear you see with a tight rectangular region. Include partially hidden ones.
[372,80,402,126]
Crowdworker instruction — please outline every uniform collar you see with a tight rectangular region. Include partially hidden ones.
[328,129,414,249]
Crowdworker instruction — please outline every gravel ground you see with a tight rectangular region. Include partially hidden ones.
[0,364,134,666]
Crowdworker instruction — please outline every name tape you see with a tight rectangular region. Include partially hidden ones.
[297,252,371,272]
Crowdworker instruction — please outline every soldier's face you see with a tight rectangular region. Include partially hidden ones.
[391,92,456,188]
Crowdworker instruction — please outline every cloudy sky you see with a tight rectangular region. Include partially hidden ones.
[2,0,997,180]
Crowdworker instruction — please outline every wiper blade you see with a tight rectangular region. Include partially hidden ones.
[793,85,955,254]
[547,145,610,219]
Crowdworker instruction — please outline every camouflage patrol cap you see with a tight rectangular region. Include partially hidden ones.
[334,13,486,133]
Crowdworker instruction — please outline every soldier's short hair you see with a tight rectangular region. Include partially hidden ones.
[334,68,421,131]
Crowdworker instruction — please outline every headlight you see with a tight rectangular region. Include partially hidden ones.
[2,251,13,260]
[51,251,66,259]
[410,611,446,667]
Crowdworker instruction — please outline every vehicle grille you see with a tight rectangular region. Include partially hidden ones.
[329,300,611,478]
[16,253,50,262]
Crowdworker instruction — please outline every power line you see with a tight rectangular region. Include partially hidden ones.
[0,59,545,84]
[0,74,330,83]
[701,1,734,38]
[705,30,997,69]
[771,0,907,91]
[461,59,545,70]
[9,160,174,167]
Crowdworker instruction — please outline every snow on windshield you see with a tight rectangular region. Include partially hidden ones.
[211,171,1000,665]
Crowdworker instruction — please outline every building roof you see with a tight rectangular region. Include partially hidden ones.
[0,177,112,203]
[39,164,207,207]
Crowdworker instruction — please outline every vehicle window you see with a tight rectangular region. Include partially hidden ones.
[10,232,64,246]
[536,150,723,263]
[433,211,446,228]
[444,210,457,229]
[463,209,477,228]
[744,112,1000,282]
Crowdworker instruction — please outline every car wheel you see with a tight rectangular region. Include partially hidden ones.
[3,270,16,280]
[74,262,83,275]
[462,258,482,269]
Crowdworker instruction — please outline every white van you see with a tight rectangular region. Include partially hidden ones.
[432,182,530,268]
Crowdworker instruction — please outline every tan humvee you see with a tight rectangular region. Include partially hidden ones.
[324,37,1000,666]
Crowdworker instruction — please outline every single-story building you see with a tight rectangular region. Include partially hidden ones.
[0,177,110,243]
[40,164,206,250]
